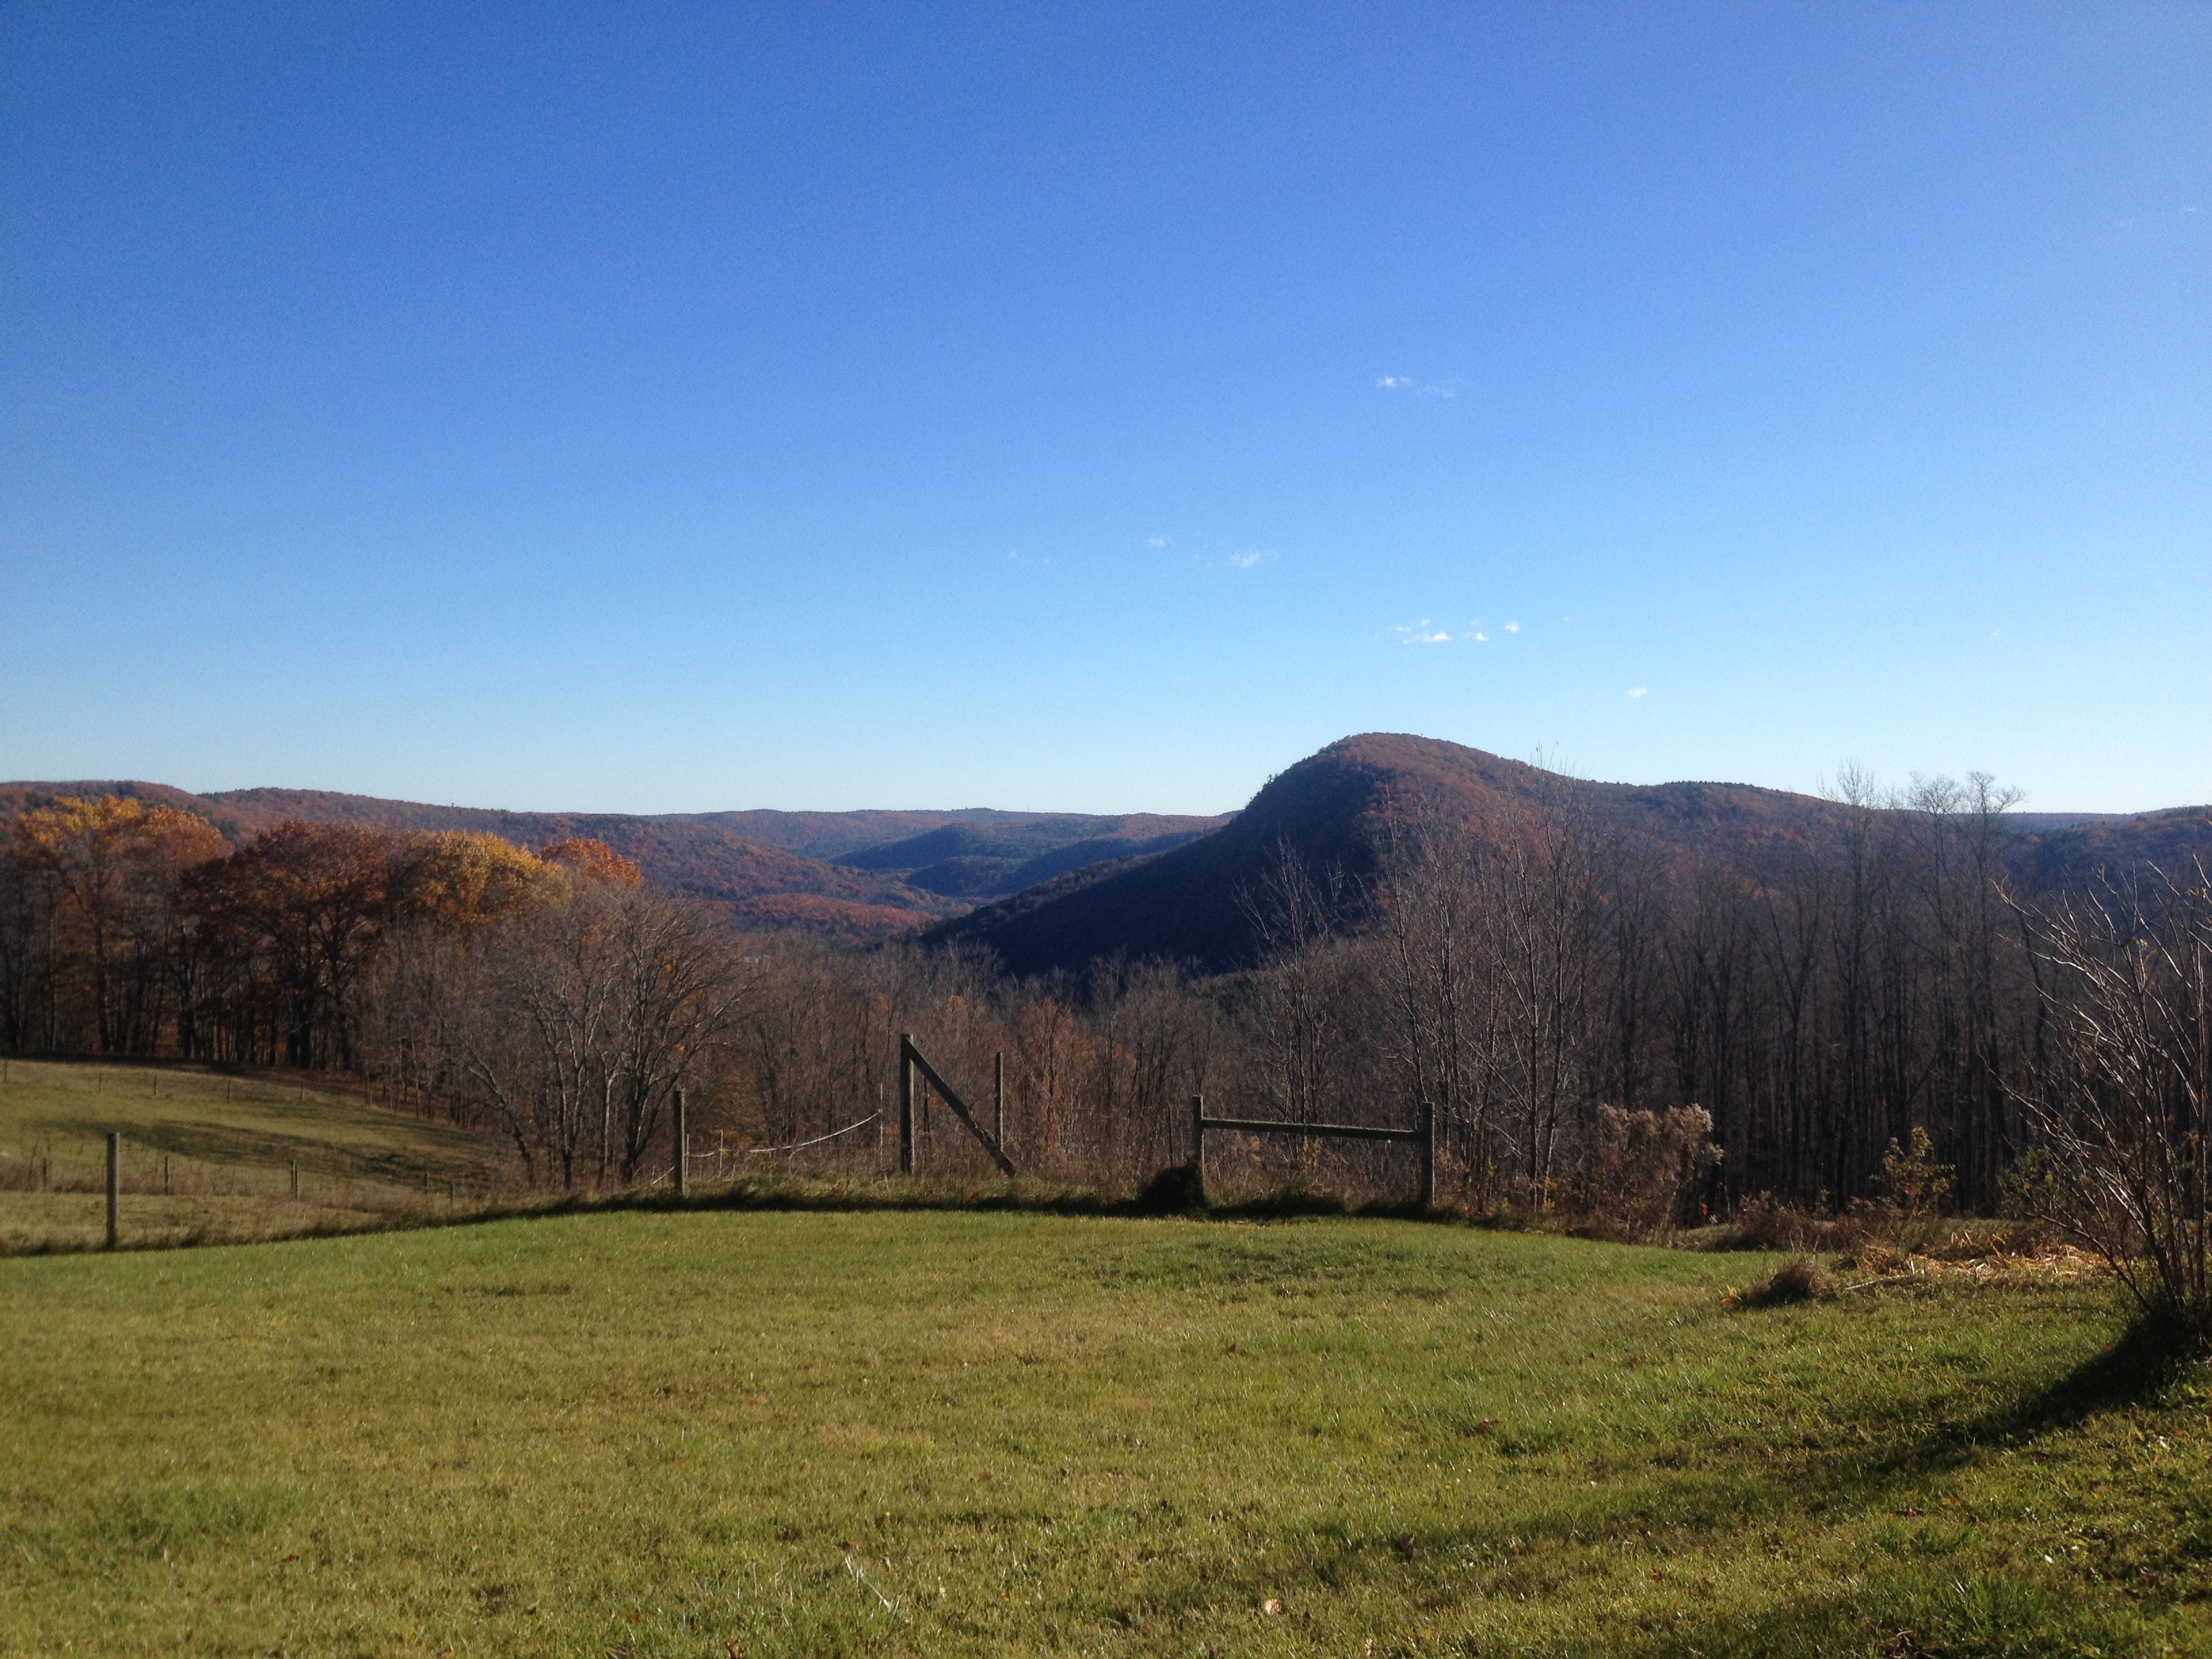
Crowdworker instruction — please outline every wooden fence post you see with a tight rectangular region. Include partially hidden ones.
[1190,1095,1206,1202]
[106,1132,120,1250]
[674,1088,689,1199]
[897,1035,916,1175]
[1420,1098,1436,1212]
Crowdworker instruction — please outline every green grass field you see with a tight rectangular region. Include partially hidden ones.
[0,1059,512,1250]
[3,1195,2209,1657]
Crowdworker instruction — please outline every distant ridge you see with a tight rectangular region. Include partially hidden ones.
[5,747,2198,962]
[926,733,2212,977]
[0,781,1229,938]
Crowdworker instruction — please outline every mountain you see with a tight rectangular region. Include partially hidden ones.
[0,782,1227,937]
[926,733,2212,977]
[2010,806,2212,892]
[11,744,2197,962]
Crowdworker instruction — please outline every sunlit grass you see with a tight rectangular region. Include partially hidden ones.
[3,1203,2207,1656]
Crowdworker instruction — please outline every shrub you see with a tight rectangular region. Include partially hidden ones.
[1577,1103,1723,1242]
[1737,1255,1836,1306]
[1840,1127,1957,1250]
[1723,1192,1860,1255]
[1870,1127,1954,1223]
[1130,1161,1206,1214]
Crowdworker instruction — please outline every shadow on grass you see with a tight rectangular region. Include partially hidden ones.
[31,1115,491,1189]
[1594,1565,2149,1659]
[1966,1308,2198,1441]
[1267,1302,2196,1637]
[0,1163,1479,1256]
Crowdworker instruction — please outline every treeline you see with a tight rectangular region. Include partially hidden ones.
[0,798,744,1189]
[1252,769,2033,1214]
[716,766,2146,1221]
[3,783,2194,1229]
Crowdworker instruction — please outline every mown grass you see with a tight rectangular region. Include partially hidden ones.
[3,1203,2208,1656]
[0,1059,512,1250]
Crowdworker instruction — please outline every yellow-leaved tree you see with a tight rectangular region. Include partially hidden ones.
[12,795,226,1052]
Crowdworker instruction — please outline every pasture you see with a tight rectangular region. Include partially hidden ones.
[4,1200,2208,1656]
[0,1059,511,1251]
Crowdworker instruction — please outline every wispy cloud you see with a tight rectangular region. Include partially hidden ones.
[1227,550,1276,569]
[1376,374,1458,400]
[1394,619,1452,644]
[1147,535,1168,548]
[1629,687,1648,699]
[1504,620,1521,633]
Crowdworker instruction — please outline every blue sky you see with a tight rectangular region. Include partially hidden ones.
[3,3,2206,814]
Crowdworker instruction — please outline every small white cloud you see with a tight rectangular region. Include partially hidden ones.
[1147,535,1168,548]
[1472,631,1488,642]
[1227,550,1276,569]
[1393,619,1452,644]
[1629,687,1648,699]
[1378,374,1458,399]
[1504,620,1521,633]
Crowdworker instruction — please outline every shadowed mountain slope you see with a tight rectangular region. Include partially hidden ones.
[676,808,1225,865]
[2011,806,2212,891]
[834,817,1223,899]
[925,733,2211,977]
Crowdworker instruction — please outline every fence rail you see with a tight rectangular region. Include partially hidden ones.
[1191,1094,1435,1208]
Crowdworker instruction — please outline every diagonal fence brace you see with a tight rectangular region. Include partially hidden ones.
[900,1034,1017,1176]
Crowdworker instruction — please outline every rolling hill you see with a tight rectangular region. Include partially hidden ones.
[0,781,1228,937]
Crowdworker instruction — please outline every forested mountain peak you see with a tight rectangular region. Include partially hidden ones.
[928,733,2208,976]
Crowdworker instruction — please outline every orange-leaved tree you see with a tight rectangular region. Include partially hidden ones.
[537,838,642,888]
[12,795,226,1052]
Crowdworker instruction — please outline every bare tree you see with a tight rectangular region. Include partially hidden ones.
[2009,857,2212,1344]
[1375,809,1498,1202]
[604,888,755,1182]
[1233,840,1357,1130]
[1467,799,1606,1199]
